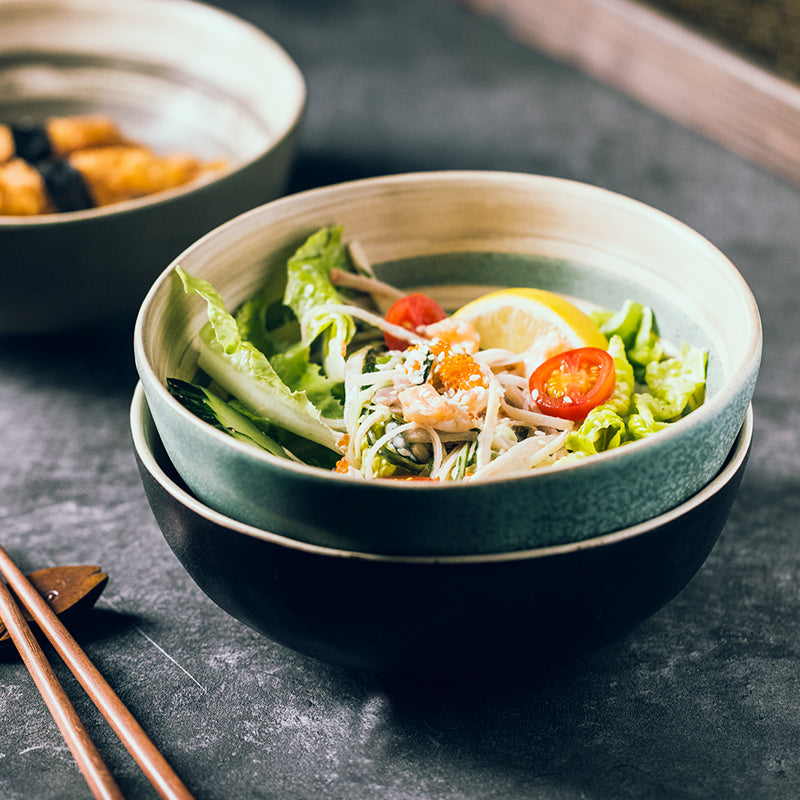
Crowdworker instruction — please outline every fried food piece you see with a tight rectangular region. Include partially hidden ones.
[46,115,130,158]
[0,145,226,214]
[0,158,53,215]
[0,111,228,214]
[69,146,225,206]
[0,115,129,163]
[0,126,13,162]
[0,157,96,215]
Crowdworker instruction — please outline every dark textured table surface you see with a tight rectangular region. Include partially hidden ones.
[2,2,798,798]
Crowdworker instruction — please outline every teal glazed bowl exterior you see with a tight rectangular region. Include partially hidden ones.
[132,384,753,673]
[134,171,762,556]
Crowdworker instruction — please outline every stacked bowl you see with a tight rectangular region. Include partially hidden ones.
[132,171,761,673]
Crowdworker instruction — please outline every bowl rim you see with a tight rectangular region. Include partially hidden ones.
[131,381,753,565]
[133,170,762,488]
[0,0,306,227]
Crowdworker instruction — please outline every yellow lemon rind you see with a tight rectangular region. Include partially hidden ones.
[452,287,608,352]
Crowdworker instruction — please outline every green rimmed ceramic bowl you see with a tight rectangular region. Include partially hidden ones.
[132,383,753,673]
[134,171,761,556]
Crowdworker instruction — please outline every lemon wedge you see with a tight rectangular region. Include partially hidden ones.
[452,287,607,353]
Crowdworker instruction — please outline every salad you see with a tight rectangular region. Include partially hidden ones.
[168,225,707,481]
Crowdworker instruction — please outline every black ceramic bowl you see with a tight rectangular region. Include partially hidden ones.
[131,383,752,674]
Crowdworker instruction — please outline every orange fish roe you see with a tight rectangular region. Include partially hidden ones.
[429,340,487,394]
[334,456,350,473]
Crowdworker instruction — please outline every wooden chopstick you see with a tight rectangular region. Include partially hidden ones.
[0,546,194,800]
[0,577,125,800]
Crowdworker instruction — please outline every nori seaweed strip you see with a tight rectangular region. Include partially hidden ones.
[10,121,52,162]
[35,159,95,212]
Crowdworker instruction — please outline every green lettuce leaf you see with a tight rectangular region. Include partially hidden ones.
[565,407,627,456]
[228,397,341,469]
[594,299,664,380]
[166,377,289,458]
[232,267,345,420]
[235,287,299,359]
[593,299,644,348]
[283,225,357,382]
[174,266,340,452]
[270,344,345,419]
[599,334,635,417]
[627,343,707,439]
[645,342,707,414]
[626,395,672,440]
[628,305,665,374]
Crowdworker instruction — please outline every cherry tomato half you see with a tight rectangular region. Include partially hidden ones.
[528,347,616,421]
[384,292,447,351]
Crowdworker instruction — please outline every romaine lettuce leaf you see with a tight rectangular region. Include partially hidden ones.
[627,343,707,439]
[175,267,340,452]
[599,334,635,417]
[625,395,672,440]
[270,343,345,419]
[593,299,644,348]
[167,377,289,458]
[594,299,664,380]
[233,268,345,420]
[645,342,707,414]
[565,406,627,456]
[228,397,341,469]
[628,305,665,374]
[283,225,356,382]
[235,290,299,359]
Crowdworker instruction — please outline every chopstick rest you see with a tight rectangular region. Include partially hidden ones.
[0,565,108,652]
[0,546,195,800]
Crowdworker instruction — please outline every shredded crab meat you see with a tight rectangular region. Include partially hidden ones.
[421,317,480,354]
[398,382,479,433]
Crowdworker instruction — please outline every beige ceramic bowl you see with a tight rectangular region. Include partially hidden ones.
[0,0,305,334]
[135,171,761,556]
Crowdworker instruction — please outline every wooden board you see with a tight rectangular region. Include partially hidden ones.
[640,0,800,85]
[463,0,800,187]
